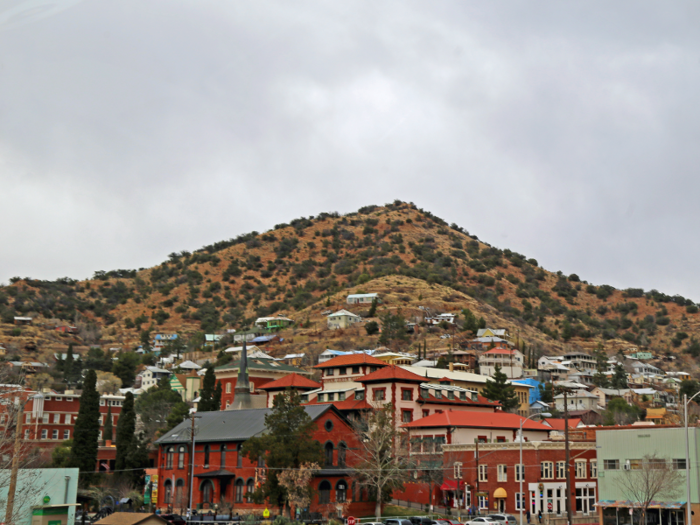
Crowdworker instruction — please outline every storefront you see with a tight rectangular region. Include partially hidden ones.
[598,500,686,525]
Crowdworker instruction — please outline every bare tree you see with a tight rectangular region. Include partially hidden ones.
[277,462,320,517]
[618,455,683,525]
[350,404,409,520]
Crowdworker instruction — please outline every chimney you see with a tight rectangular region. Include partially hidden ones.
[449,362,454,372]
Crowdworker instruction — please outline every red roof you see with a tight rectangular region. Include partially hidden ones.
[544,418,582,431]
[358,365,426,383]
[303,396,373,411]
[419,392,500,408]
[482,347,518,355]
[258,373,321,391]
[313,353,388,369]
[401,409,552,431]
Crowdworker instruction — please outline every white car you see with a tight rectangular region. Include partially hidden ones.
[466,518,497,525]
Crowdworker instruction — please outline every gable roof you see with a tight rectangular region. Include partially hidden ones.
[328,309,361,318]
[543,418,582,430]
[401,409,552,431]
[314,353,388,369]
[156,405,335,444]
[258,373,321,391]
[216,358,308,375]
[358,365,426,384]
[481,347,519,356]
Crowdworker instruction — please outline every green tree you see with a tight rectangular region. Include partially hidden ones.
[680,379,700,402]
[212,381,222,412]
[166,402,190,431]
[103,404,113,444]
[85,347,113,372]
[610,364,628,389]
[242,390,322,516]
[482,365,520,412]
[603,397,642,426]
[115,392,136,473]
[461,308,478,334]
[134,378,186,439]
[378,312,409,347]
[365,321,379,335]
[539,382,554,404]
[367,297,378,318]
[198,367,217,412]
[163,333,187,359]
[68,369,100,486]
[63,344,81,384]
[111,351,141,387]
[52,439,73,468]
[592,345,610,387]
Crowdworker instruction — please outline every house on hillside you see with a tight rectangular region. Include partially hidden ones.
[327,309,362,330]
[479,347,524,378]
[346,292,380,305]
[254,316,293,331]
[153,333,178,352]
[139,366,172,391]
[13,316,32,325]
[476,328,508,339]
[554,390,600,413]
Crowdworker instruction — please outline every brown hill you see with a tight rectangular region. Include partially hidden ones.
[1,201,698,373]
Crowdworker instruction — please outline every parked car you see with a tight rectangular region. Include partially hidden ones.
[384,519,413,525]
[161,515,187,525]
[410,518,432,525]
[466,518,497,525]
[487,515,517,525]
[444,521,464,525]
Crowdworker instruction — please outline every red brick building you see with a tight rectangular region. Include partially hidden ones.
[154,405,375,518]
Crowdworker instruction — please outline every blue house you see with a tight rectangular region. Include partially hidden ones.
[512,378,542,404]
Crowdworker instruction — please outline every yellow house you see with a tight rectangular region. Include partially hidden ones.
[170,373,201,402]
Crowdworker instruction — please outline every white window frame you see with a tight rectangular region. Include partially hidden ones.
[541,461,553,479]
[515,464,524,482]
[478,495,489,510]
[65,414,71,424]
[479,464,488,482]
[515,492,525,511]
[497,464,507,482]
[42,413,49,424]
[53,413,61,423]
[41,429,48,440]
[556,461,566,479]
[590,460,597,478]
[63,430,70,440]
[575,460,587,479]
[52,430,58,440]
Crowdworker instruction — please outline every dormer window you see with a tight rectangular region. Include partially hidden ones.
[459,391,467,401]
[448,391,455,400]
[421,389,429,399]
[338,392,345,401]
[355,391,365,401]
[434,390,442,399]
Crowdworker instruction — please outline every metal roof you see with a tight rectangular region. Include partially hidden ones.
[156,405,333,445]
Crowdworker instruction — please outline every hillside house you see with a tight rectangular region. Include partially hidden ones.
[13,316,32,325]
[590,387,631,408]
[479,347,524,379]
[254,316,294,331]
[204,334,223,346]
[55,325,78,334]
[477,328,509,339]
[153,333,178,352]
[326,309,362,330]
[346,292,380,305]
[426,313,457,325]
[554,390,600,413]
[170,373,201,402]
[258,373,321,408]
[139,366,172,391]
[562,351,596,371]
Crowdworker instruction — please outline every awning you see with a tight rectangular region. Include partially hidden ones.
[195,469,237,478]
[494,488,507,498]
[597,500,686,510]
[441,479,459,491]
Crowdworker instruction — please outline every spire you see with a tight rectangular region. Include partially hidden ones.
[231,337,252,410]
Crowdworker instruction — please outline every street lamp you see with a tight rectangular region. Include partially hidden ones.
[684,393,700,525]
[520,412,552,525]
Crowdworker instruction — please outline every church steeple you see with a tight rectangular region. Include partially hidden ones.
[231,338,252,410]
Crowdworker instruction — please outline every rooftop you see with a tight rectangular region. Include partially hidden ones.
[402,409,552,431]
[314,353,388,369]
[358,365,426,383]
[259,373,321,391]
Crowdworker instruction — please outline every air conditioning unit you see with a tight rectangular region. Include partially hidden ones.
[624,461,631,471]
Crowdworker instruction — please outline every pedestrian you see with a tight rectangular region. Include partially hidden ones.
[537,510,542,524]
[526,509,531,525]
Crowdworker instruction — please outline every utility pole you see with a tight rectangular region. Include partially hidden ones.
[564,390,573,525]
[5,390,32,525]
[475,439,480,516]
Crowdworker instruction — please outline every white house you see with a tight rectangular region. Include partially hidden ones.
[327,309,362,329]
[554,390,600,412]
[139,366,171,390]
[346,293,380,305]
[479,347,524,378]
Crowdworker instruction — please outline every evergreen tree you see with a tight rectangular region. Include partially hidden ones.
[56,352,65,373]
[111,351,140,387]
[368,297,378,318]
[482,365,520,412]
[539,382,554,404]
[166,402,190,431]
[115,392,136,473]
[242,390,322,515]
[378,312,409,347]
[198,367,217,412]
[68,369,100,486]
[461,308,478,334]
[592,344,610,387]
[64,344,75,384]
[103,404,113,444]
[610,364,628,389]
[212,381,222,412]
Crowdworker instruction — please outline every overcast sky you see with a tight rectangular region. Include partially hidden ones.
[2,1,700,300]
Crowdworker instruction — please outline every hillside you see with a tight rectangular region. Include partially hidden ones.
[1,201,699,373]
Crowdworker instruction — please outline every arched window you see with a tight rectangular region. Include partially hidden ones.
[178,446,186,469]
[200,479,214,504]
[318,480,331,504]
[204,445,210,468]
[164,479,173,504]
[324,442,334,466]
[338,442,347,467]
[166,447,174,469]
[246,478,254,499]
[175,479,185,508]
[237,444,243,468]
[336,480,347,503]
[235,479,244,503]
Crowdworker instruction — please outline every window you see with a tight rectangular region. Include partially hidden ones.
[402,389,413,401]
[319,480,331,504]
[64,414,71,424]
[423,410,429,418]
[42,413,49,424]
[590,460,597,478]
[338,392,345,401]
[41,429,47,440]
[515,464,525,481]
[24,429,30,439]
[478,464,488,482]
[541,461,553,479]
[434,390,442,399]
[99,415,104,425]
[201,480,214,504]
[454,462,463,479]
[178,446,186,469]
[324,419,334,431]
[556,461,566,479]
[673,459,687,470]
[338,442,347,467]
[629,459,642,470]
[477,436,487,443]
[336,481,347,503]
[325,442,334,466]
[246,479,254,498]
[235,479,244,503]
[166,447,175,469]
[52,430,58,440]
[237,444,243,468]
[226,383,232,393]
[221,445,226,468]
[53,413,61,423]
[355,390,365,401]
[575,460,587,479]
[497,464,507,482]
[604,459,619,470]
[67,397,73,402]
[327,393,335,401]
[478,495,489,510]
[63,430,70,440]
[374,389,385,401]
[515,492,525,511]
[25,414,31,424]
[100,399,105,406]
[164,479,173,504]
[648,458,667,470]
[204,445,210,468]
[402,410,413,423]
[352,366,360,374]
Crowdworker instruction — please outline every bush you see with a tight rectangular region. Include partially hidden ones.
[687,305,699,314]
[365,321,379,335]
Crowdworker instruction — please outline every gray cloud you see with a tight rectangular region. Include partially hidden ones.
[2,0,700,300]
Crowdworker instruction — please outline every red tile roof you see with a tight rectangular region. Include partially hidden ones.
[358,365,426,383]
[303,397,373,411]
[418,393,500,408]
[401,409,552,431]
[544,418,582,430]
[482,347,518,355]
[258,373,321,391]
[313,353,388,369]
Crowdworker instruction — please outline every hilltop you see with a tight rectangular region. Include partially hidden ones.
[1,201,699,373]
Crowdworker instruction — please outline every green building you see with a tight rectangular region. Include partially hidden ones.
[0,468,79,525]
[597,427,695,525]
